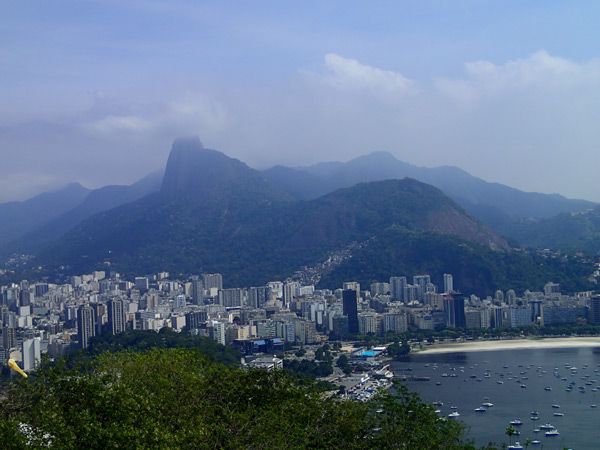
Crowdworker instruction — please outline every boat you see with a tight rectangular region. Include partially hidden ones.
[509,419,523,426]
[530,411,539,416]
[530,415,540,421]
[539,423,555,430]
[553,412,564,417]
[450,406,458,410]
[507,443,524,450]
[435,382,442,386]
[482,402,494,407]
[520,384,527,389]
[432,401,443,406]
[591,404,598,408]
[531,440,541,445]
[545,429,560,437]
[474,407,486,413]
[447,412,460,418]
[496,380,504,384]
[544,386,552,391]
[552,404,560,409]
[533,428,540,433]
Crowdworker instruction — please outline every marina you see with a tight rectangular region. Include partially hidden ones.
[396,346,600,448]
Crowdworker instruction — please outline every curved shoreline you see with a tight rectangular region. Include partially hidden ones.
[413,337,600,355]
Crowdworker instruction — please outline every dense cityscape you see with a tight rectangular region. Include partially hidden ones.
[4,268,600,377]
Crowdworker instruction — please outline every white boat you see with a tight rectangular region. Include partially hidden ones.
[544,386,552,391]
[507,443,524,450]
[509,419,523,426]
[545,429,560,437]
[474,407,486,413]
[447,412,460,418]
[539,423,555,430]
[482,402,494,407]
[553,412,564,417]
[531,440,541,445]
[552,404,560,409]
[591,404,597,408]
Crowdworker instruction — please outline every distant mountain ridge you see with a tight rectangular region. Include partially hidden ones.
[0,183,90,246]
[262,151,595,227]
[19,138,592,295]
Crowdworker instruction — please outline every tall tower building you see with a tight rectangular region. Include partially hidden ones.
[590,296,600,324]
[443,274,454,293]
[389,276,407,301]
[77,305,96,349]
[202,273,223,291]
[107,298,126,335]
[342,289,359,334]
[22,337,41,371]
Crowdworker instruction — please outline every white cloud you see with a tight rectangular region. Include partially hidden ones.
[320,53,416,97]
[435,51,600,104]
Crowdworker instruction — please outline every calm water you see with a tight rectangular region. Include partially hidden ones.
[394,347,600,449]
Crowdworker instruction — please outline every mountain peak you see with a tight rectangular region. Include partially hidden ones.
[160,137,289,204]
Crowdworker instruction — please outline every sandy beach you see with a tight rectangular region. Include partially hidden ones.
[414,337,600,355]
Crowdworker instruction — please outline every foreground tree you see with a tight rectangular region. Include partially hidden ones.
[0,348,487,449]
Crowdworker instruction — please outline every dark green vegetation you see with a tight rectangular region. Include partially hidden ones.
[320,227,595,296]
[85,328,241,366]
[503,206,600,254]
[263,150,595,225]
[0,347,485,449]
[7,139,595,296]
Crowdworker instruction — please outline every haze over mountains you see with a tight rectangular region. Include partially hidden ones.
[0,137,594,295]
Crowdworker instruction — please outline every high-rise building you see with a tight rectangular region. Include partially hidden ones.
[2,325,16,349]
[77,305,96,349]
[342,289,359,334]
[283,282,300,305]
[590,296,600,324]
[389,276,407,301]
[134,277,149,292]
[413,275,431,300]
[22,337,41,371]
[202,273,223,291]
[107,298,126,335]
[248,286,270,308]
[343,282,361,299]
[191,276,205,304]
[443,273,454,293]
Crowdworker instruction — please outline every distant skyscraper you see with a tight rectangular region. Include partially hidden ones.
[22,337,41,371]
[389,276,407,301]
[77,305,96,349]
[443,273,453,293]
[342,289,359,334]
[2,325,16,349]
[191,276,204,304]
[202,273,223,291]
[413,275,431,300]
[590,296,600,324]
[107,298,126,335]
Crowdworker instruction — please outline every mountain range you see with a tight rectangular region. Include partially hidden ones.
[262,151,595,229]
[2,137,593,295]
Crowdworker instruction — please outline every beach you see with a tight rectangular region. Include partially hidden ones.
[414,337,600,355]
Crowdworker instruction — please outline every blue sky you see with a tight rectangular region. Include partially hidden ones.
[2,1,600,201]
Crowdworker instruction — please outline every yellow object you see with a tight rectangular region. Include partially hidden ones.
[8,358,28,378]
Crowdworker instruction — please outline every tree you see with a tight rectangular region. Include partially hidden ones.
[336,354,352,375]
[0,348,482,449]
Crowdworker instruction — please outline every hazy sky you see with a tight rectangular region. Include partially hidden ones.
[3,1,600,202]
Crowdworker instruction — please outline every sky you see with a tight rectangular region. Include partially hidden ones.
[2,1,600,202]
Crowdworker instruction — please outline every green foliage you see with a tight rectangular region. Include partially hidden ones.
[0,348,484,449]
[82,328,241,367]
[387,341,411,359]
[319,227,594,296]
[336,354,352,375]
[284,358,333,378]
